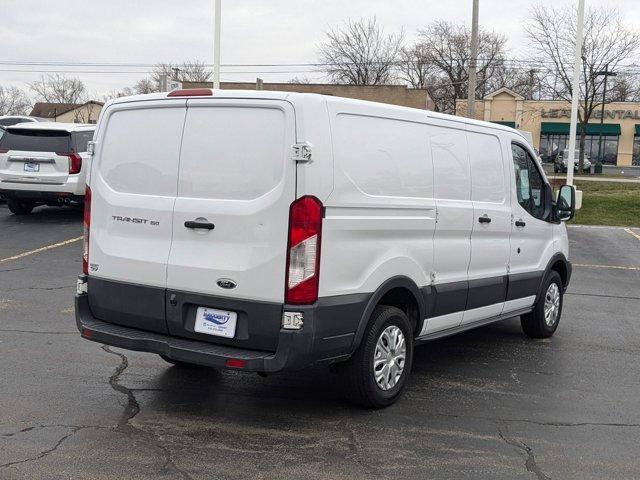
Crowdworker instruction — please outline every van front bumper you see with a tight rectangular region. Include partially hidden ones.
[75,290,368,372]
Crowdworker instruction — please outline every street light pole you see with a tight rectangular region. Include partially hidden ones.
[467,0,479,119]
[566,0,585,187]
[213,0,222,89]
[596,66,617,166]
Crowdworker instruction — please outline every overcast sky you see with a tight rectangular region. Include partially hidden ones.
[3,0,640,98]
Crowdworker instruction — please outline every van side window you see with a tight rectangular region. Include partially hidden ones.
[511,144,545,220]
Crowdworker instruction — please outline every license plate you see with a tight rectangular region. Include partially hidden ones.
[24,162,40,173]
[194,307,237,338]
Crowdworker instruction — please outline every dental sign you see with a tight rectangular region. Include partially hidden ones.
[542,108,640,120]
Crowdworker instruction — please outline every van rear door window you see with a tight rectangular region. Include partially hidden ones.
[178,106,286,200]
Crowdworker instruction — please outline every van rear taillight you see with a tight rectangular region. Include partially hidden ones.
[83,186,91,275]
[57,152,82,174]
[285,196,323,305]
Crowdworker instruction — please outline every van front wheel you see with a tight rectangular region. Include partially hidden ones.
[521,270,563,338]
[341,305,413,409]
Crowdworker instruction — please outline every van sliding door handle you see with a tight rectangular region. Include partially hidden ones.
[184,221,215,230]
[515,220,526,228]
[478,216,492,224]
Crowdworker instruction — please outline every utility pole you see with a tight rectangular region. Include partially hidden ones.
[528,69,537,100]
[467,0,479,119]
[566,0,585,187]
[213,0,222,89]
[595,66,617,165]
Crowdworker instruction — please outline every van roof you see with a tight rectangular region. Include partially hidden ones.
[106,90,526,141]
[6,122,95,132]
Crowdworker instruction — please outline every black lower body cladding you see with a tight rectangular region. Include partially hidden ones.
[78,277,369,371]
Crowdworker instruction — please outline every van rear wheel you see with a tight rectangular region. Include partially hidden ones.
[521,270,563,339]
[341,305,413,409]
[7,199,35,215]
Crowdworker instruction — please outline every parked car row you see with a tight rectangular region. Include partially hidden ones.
[0,122,95,214]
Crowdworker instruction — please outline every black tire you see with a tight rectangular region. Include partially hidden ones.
[341,305,414,409]
[7,199,35,215]
[521,270,563,339]
[159,354,200,368]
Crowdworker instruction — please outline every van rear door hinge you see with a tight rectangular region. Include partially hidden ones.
[292,142,313,163]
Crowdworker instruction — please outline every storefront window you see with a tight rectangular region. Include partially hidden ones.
[633,136,640,166]
[540,133,619,164]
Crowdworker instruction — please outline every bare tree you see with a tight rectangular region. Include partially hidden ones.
[399,43,436,89]
[411,21,507,113]
[132,60,213,93]
[483,65,545,99]
[0,85,32,115]
[287,76,313,84]
[29,74,86,104]
[526,4,640,172]
[608,74,640,102]
[152,60,212,85]
[318,17,404,85]
[133,78,157,94]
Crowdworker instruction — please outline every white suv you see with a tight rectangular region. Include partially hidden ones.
[75,90,575,408]
[0,122,95,214]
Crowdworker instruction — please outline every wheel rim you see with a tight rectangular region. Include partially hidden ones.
[544,282,561,327]
[373,325,406,391]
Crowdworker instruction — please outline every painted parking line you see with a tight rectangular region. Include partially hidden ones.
[624,228,640,242]
[573,263,640,271]
[0,236,83,264]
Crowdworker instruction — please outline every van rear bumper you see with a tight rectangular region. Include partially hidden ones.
[75,290,369,372]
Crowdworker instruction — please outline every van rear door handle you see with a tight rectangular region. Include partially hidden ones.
[184,221,215,230]
[478,216,492,224]
[515,220,526,228]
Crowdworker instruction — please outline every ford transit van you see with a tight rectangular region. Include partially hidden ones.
[75,89,575,408]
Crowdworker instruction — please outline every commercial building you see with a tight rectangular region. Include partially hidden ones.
[29,101,104,124]
[456,88,640,167]
[182,81,435,110]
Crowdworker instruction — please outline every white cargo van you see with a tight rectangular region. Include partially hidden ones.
[75,89,575,408]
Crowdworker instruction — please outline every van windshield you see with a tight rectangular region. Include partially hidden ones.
[0,129,71,152]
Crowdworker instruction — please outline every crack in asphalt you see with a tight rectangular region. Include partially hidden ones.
[566,291,640,301]
[432,412,640,428]
[5,285,75,293]
[499,429,551,480]
[0,329,77,335]
[0,267,26,273]
[100,345,193,480]
[0,427,82,469]
[101,345,140,425]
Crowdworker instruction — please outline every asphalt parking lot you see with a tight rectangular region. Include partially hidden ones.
[1,205,639,480]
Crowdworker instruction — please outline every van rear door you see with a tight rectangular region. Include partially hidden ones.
[87,100,187,333]
[165,99,296,349]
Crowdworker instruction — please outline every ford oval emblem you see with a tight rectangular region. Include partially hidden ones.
[217,279,237,290]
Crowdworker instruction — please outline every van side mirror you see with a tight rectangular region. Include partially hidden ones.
[556,184,576,221]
